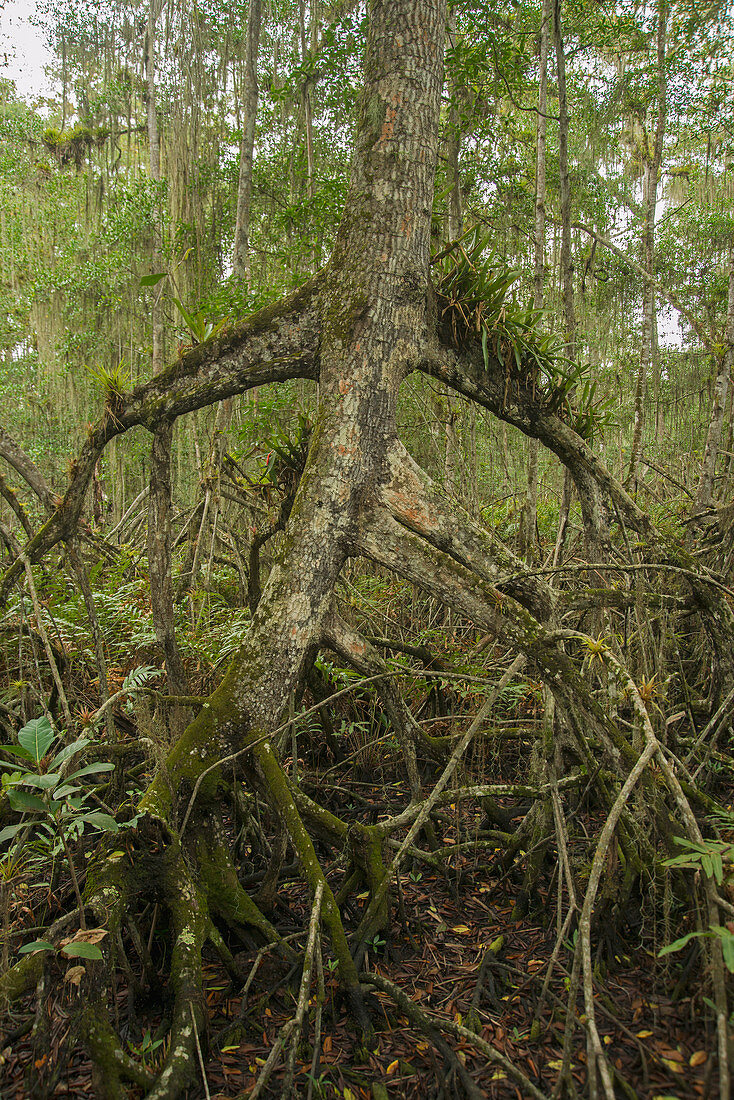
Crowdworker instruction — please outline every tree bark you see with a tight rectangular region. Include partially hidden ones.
[627,0,667,490]
[148,421,189,697]
[695,243,734,511]
[232,0,262,281]
[147,0,164,375]
[518,0,551,558]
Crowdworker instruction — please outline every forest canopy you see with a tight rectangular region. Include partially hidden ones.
[0,0,733,1098]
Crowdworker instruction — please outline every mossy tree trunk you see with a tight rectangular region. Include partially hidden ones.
[2,0,734,1096]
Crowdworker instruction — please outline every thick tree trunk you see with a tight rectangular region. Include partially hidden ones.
[128,0,449,1068]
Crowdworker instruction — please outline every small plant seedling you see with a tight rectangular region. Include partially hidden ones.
[134,1028,165,1067]
[0,715,118,931]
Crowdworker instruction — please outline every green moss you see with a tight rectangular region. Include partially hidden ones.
[254,740,360,991]
[0,951,44,1005]
[196,836,282,945]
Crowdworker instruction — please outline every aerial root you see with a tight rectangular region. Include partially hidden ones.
[232,884,324,1100]
[362,970,550,1100]
[193,817,290,952]
[80,998,155,1098]
[354,655,525,961]
[252,737,366,1008]
[549,633,732,1100]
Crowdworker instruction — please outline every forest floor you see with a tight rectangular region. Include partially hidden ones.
[1,739,718,1100]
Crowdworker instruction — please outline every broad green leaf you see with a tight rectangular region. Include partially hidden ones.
[172,297,197,330]
[61,941,103,960]
[19,940,54,954]
[140,272,167,287]
[7,788,47,814]
[658,931,702,957]
[50,738,90,769]
[721,936,734,973]
[18,717,54,763]
[51,785,78,800]
[0,744,33,759]
[712,852,724,885]
[711,927,734,972]
[22,773,61,790]
[80,812,118,832]
[65,763,115,782]
[0,822,27,843]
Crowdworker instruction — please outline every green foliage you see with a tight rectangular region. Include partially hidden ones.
[19,937,104,961]
[433,227,614,441]
[0,715,117,959]
[132,1028,166,1067]
[84,359,130,399]
[172,297,229,345]
[0,715,117,850]
[257,414,312,496]
[662,835,734,887]
[659,926,734,973]
[659,835,734,972]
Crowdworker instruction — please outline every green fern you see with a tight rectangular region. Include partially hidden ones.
[121,666,162,694]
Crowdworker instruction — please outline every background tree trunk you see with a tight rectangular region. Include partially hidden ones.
[232,0,262,282]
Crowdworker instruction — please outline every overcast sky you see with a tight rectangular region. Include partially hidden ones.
[1,0,54,99]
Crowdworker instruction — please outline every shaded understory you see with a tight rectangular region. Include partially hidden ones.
[0,649,726,1099]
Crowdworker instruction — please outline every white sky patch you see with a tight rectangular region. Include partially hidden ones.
[1,0,55,100]
[658,304,684,350]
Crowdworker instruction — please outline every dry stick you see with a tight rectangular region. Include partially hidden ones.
[238,933,302,1019]
[106,486,149,542]
[238,894,323,1100]
[368,971,486,1100]
[237,1023,293,1100]
[499,559,734,601]
[178,666,516,839]
[533,788,579,1033]
[364,970,549,1100]
[552,785,578,912]
[355,655,526,953]
[66,540,110,710]
[599,646,731,1100]
[576,757,657,1100]
[559,632,729,1100]
[305,930,325,1100]
[90,673,163,735]
[190,1002,211,1100]
[57,828,87,930]
[282,881,324,1098]
[20,555,72,727]
[373,775,580,836]
[684,684,734,770]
